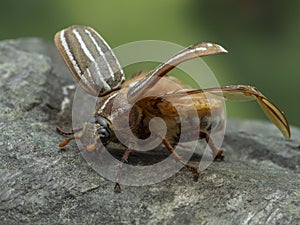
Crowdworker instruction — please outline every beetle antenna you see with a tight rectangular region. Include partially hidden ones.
[59,137,76,147]
[56,127,83,136]
[57,127,83,148]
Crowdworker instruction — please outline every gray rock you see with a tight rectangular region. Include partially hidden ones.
[0,38,299,225]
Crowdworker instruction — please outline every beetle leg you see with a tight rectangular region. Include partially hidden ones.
[162,138,200,181]
[114,147,132,193]
[199,131,224,160]
[56,127,83,136]
[56,127,83,148]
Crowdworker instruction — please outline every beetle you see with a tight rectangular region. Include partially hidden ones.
[54,25,290,192]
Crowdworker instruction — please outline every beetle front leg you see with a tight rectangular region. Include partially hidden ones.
[199,131,224,160]
[114,147,132,193]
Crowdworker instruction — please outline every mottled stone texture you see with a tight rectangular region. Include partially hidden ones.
[0,39,299,225]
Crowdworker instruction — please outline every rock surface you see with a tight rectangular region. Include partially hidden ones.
[0,38,299,225]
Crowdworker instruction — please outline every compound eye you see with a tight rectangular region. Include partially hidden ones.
[96,128,110,138]
[89,117,110,129]
[88,116,111,144]
[96,128,110,144]
[96,117,108,127]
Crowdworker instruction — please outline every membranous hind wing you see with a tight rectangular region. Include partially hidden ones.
[54,25,125,96]
[168,85,290,139]
[127,43,227,104]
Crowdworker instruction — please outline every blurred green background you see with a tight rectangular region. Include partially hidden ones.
[1,0,299,127]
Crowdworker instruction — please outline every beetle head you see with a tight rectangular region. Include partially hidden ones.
[88,116,112,145]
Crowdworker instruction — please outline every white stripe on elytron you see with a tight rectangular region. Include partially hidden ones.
[86,66,111,94]
[129,73,153,97]
[129,43,225,98]
[92,29,125,88]
[73,28,111,92]
[163,43,227,66]
[163,47,205,67]
[60,30,91,90]
[84,29,115,80]
[129,46,202,97]
[72,29,96,62]
[85,68,98,91]
[98,92,118,114]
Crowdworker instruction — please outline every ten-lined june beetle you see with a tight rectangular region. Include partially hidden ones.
[54,25,290,191]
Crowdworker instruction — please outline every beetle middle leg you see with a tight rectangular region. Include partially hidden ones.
[199,131,224,160]
[162,138,200,181]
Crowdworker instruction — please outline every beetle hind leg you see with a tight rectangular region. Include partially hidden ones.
[162,138,200,181]
[200,131,224,160]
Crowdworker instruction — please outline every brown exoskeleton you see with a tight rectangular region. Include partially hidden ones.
[54,25,290,191]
